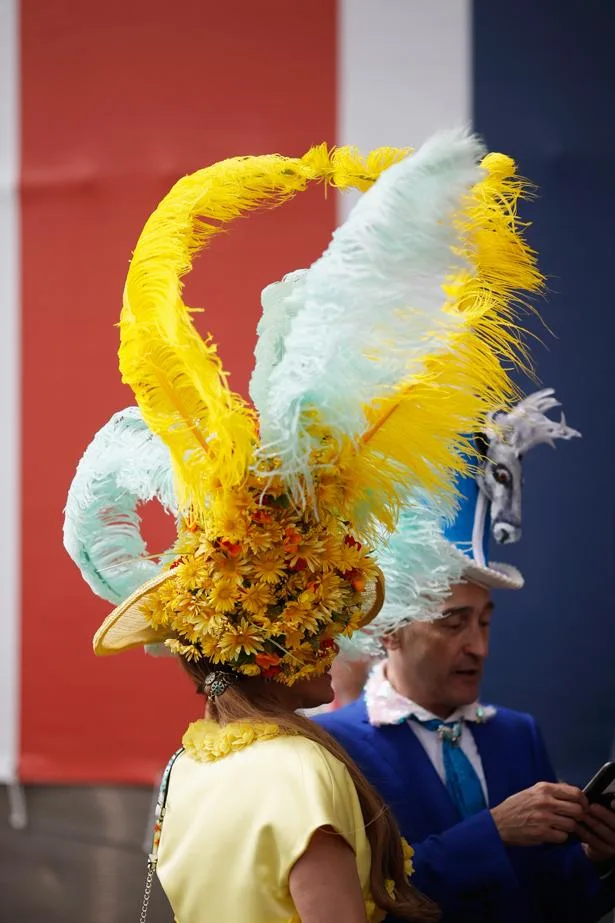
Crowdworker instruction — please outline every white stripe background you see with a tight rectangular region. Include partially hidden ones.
[0,0,20,783]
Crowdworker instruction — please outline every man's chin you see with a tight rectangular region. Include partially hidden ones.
[450,672,481,703]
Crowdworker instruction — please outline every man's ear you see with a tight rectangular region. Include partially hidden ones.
[381,630,402,651]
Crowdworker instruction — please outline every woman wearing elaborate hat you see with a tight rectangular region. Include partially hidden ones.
[64,129,542,922]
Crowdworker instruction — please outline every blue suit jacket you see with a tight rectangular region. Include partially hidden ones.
[316,698,615,923]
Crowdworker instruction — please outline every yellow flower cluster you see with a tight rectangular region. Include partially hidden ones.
[401,837,415,878]
[182,719,282,763]
[140,474,378,683]
[379,839,416,918]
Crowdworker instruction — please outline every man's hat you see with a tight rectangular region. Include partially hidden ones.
[342,390,580,654]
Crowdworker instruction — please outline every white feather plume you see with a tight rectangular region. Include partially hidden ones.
[255,128,485,483]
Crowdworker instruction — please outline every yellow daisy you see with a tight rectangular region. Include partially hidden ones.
[247,612,273,633]
[344,607,365,635]
[207,579,240,614]
[245,530,270,553]
[210,496,248,542]
[199,633,224,661]
[251,551,287,585]
[220,514,248,542]
[334,543,365,573]
[245,524,282,553]
[168,590,205,619]
[187,607,228,637]
[141,596,168,631]
[241,583,274,614]
[194,534,216,558]
[175,619,205,643]
[164,638,201,661]
[157,579,181,607]
[297,587,317,607]
[283,602,320,635]
[321,534,346,569]
[315,572,349,610]
[238,663,262,676]
[218,619,264,660]
[176,557,209,590]
[289,536,325,571]
[280,624,306,649]
[284,572,309,596]
[212,552,250,583]
[173,529,201,557]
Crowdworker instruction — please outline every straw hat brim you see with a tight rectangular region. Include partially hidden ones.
[462,559,524,591]
[93,567,386,656]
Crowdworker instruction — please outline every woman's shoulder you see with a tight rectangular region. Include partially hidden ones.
[244,731,351,785]
[165,724,369,883]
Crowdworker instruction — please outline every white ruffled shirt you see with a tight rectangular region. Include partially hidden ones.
[364,660,496,801]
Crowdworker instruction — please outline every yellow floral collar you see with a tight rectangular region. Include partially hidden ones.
[182,718,281,763]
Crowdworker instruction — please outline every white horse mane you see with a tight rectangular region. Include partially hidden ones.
[486,388,581,456]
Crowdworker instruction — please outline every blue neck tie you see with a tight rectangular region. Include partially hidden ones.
[411,717,487,818]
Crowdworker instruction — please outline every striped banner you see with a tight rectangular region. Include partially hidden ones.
[0,0,470,784]
[2,0,610,786]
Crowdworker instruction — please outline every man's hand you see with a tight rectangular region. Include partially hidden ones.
[491,782,587,846]
[577,803,615,864]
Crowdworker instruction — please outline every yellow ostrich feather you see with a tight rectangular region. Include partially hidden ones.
[337,152,544,536]
[119,145,409,526]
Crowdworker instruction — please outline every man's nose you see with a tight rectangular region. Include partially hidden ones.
[463,628,488,660]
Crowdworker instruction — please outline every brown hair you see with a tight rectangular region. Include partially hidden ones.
[180,658,439,921]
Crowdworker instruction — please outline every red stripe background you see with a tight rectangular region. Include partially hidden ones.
[20,0,337,782]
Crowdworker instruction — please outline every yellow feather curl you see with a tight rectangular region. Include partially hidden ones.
[119,145,410,526]
[338,152,544,537]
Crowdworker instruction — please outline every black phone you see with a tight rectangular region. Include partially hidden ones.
[583,761,615,809]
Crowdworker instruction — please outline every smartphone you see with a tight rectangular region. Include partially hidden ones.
[583,761,615,809]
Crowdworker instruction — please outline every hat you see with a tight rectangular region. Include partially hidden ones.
[456,387,581,588]
[64,129,543,684]
[442,468,525,591]
[342,389,579,655]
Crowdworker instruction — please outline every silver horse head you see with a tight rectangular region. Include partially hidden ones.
[476,389,580,545]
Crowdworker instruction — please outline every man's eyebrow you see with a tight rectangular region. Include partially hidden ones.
[441,601,496,619]
[441,606,473,619]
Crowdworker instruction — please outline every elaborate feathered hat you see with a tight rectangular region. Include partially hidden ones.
[64,129,543,684]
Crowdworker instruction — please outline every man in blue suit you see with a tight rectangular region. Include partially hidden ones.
[318,392,615,921]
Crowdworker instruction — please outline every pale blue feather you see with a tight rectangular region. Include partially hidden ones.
[249,269,307,414]
[340,504,465,658]
[63,407,176,604]
[254,128,485,495]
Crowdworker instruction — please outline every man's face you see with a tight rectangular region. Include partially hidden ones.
[385,581,494,716]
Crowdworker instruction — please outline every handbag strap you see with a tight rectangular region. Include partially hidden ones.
[139,747,185,923]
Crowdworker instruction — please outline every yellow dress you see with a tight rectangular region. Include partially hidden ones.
[155,720,385,923]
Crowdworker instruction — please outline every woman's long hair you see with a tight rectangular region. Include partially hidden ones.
[180,657,439,921]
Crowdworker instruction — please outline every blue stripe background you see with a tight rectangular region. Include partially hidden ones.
[474,0,615,784]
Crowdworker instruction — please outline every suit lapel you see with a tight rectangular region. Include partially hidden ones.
[357,702,461,837]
